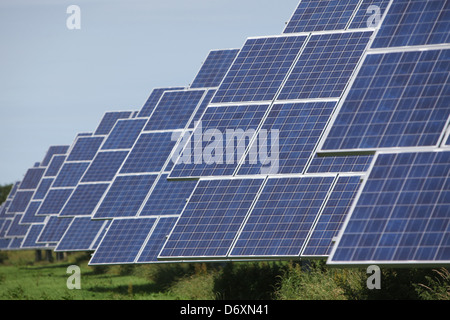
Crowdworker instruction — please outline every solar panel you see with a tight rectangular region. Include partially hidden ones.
[7,182,21,200]
[33,178,54,200]
[229,176,334,258]
[306,154,374,173]
[94,111,133,136]
[159,178,265,259]
[55,217,108,252]
[59,183,109,217]
[143,90,206,131]
[372,0,450,48]
[41,145,70,167]
[348,0,391,29]
[0,201,11,218]
[190,49,240,89]
[91,220,111,250]
[302,175,362,256]
[21,224,49,249]
[322,49,450,151]
[7,191,34,213]
[8,238,24,250]
[329,151,450,265]
[5,214,30,237]
[67,137,104,161]
[140,174,197,216]
[137,217,179,263]
[188,89,216,129]
[21,201,46,224]
[138,87,185,118]
[0,238,12,250]
[119,132,178,174]
[89,218,157,265]
[92,174,158,219]
[44,155,67,177]
[18,168,46,190]
[101,119,147,150]
[37,216,73,243]
[81,151,129,182]
[278,31,373,100]
[37,189,74,215]
[283,0,359,33]
[237,101,337,175]
[0,219,12,238]
[212,35,307,104]
[52,162,90,187]
[169,104,269,178]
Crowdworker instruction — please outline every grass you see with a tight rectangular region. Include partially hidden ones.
[0,251,448,300]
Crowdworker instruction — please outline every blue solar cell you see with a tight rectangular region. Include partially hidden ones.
[18,168,45,190]
[59,183,109,217]
[56,217,107,251]
[191,49,240,89]
[348,0,391,29]
[89,218,157,265]
[91,220,111,250]
[44,155,67,177]
[41,145,70,167]
[93,175,158,219]
[306,154,374,173]
[279,31,372,100]
[67,137,104,161]
[230,176,334,258]
[140,174,197,216]
[120,133,177,174]
[8,237,24,249]
[237,102,336,175]
[94,111,133,136]
[372,0,450,48]
[159,178,264,259]
[21,201,46,224]
[37,189,74,215]
[101,119,147,150]
[7,182,21,200]
[302,176,362,256]
[82,151,129,182]
[323,49,450,150]
[189,89,216,129]
[6,214,30,237]
[138,87,185,118]
[169,104,269,178]
[284,0,359,33]
[33,178,54,200]
[8,191,34,213]
[0,201,11,218]
[37,216,73,243]
[21,224,48,249]
[329,151,450,264]
[52,162,90,188]
[212,36,307,104]
[144,90,206,131]
[137,217,178,263]
[0,238,12,250]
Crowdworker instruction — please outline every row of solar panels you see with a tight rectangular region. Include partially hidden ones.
[0,0,449,267]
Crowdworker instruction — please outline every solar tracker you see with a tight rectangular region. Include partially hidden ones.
[169,104,269,178]
[101,119,147,150]
[328,151,450,265]
[143,90,206,131]
[139,174,198,216]
[212,35,307,104]
[306,154,374,173]
[92,174,158,219]
[302,175,362,256]
[21,201,46,224]
[278,31,373,100]
[94,111,133,136]
[159,178,265,259]
[59,183,109,217]
[44,155,67,177]
[5,214,30,237]
[66,136,104,161]
[18,168,46,190]
[229,176,334,258]
[119,132,178,174]
[348,0,391,29]
[7,191,34,213]
[37,216,73,243]
[190,49,240,89]
[321,49,450,151]
[138,87,185,118]
[33,178,54,200]
[188,89,216,129]
[89,218,157,265]
[372,0,450,48]
[237,101,337,175]
[40,145,70,167]
[36,189,74,215]
[52,162,90,187]
[21,224,49,249]
[81,151,129,182]
[137,217,179,263]
[55,217,108,251]
[283,0,359,33]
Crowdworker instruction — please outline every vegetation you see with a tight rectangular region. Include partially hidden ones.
[0,250,448,300]
[0,184,13,205]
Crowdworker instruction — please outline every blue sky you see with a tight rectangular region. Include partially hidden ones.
[0,0,299,185]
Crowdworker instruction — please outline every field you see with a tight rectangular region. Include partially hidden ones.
[0,250,448,300]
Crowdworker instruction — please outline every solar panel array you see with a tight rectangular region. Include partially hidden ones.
[1,1,449,267]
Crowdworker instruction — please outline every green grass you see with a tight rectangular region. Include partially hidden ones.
[0,251,448,300]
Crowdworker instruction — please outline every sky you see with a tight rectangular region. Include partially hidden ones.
[0,0,300,185]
